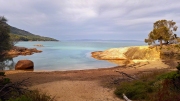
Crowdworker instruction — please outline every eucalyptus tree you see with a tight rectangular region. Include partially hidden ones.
[145,20,178,47]
[0,16,11,55]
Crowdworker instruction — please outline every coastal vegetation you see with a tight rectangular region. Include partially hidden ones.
[0,72,54,101]
[114,65,180,101]
[113,19,180,101]
[0,16,12,54]
[0,16,14,70]
[145,20,178,47]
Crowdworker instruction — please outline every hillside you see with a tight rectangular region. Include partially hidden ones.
[9,26,58,41]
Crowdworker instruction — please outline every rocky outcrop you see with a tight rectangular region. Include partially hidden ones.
[15,60,34,70]
[92,46,161,65]
[34,44,44,47]
[6,46,42,57]
[92,47,129,60]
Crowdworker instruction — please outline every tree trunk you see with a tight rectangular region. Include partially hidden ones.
[160,40,163,48]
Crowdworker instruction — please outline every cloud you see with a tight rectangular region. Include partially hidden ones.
[0,0,180,40]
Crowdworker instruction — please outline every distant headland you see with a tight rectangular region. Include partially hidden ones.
[9,26,59,41]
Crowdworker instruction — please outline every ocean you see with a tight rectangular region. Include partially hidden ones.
[10,41,146,71]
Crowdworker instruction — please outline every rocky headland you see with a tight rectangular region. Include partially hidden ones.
[91,45,180,68]
[91,46,161,65]
[92,46,161,60]
[6,46,42,58]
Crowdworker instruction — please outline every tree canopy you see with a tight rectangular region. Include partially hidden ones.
[145,20,178,46]
[0,16,11,54]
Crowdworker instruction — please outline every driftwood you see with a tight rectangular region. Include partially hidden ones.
[123,93,132,101]
[116,71,136,80]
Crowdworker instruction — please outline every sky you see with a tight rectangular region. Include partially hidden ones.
[0,0,180,41]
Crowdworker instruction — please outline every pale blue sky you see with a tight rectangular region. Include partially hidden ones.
[0,0,180,40]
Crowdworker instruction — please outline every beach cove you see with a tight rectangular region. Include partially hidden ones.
[7,41,146,71]
[4,41,175,101]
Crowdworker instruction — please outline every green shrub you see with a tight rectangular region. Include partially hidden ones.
[0,72,5,76]
[2,78,11,84]
[114,70,180,100]
[114,80,155,100]
[157,71,180,80]
[0,72,54,101]
[7,95,32,101]
[25,90,53,101]
[151,79,180,101]
[5,90,54,101]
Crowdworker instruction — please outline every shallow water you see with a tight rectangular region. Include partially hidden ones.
[10,41,146,71]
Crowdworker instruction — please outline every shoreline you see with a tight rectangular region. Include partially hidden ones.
[5,60,170,101]
[5,59,169,74]
[4,59,165,72]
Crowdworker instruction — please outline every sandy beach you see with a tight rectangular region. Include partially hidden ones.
[5,60,170,101]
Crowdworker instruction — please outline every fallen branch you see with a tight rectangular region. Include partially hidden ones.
[116,71,136,80]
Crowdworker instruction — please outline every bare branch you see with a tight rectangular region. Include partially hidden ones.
[116,71,136,80]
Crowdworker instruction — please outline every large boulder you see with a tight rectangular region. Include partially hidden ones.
[15,60,34,70]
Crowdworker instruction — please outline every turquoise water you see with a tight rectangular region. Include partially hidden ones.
[12,41,146,71]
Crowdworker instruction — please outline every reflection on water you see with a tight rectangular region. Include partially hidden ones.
[0,56,15,70]
[0,57,34,71]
